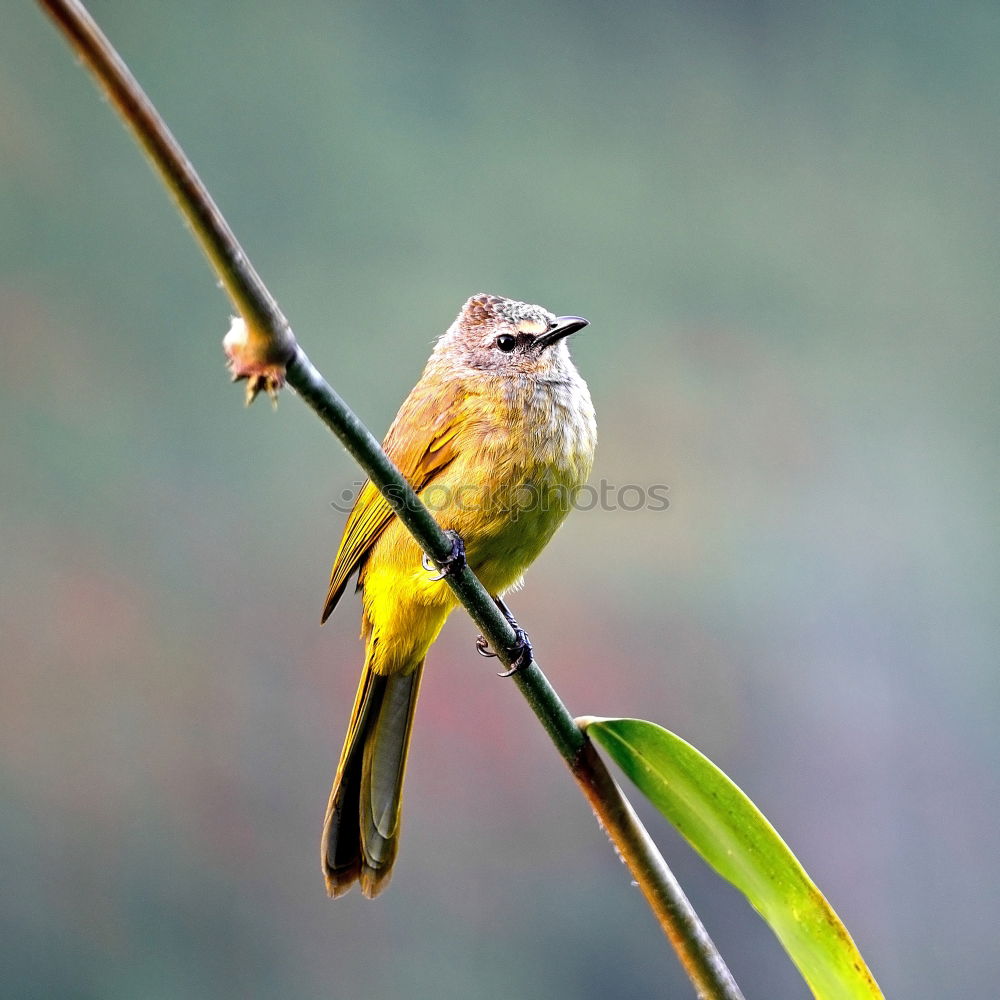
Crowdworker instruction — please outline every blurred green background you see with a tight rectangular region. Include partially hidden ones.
[3,1,998,997]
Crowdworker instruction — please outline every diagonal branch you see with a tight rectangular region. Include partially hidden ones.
[37,2,744,997]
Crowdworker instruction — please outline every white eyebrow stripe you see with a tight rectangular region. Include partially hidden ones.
[515,317,548,335]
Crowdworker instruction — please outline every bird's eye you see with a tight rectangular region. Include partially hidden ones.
[495,334,517,352]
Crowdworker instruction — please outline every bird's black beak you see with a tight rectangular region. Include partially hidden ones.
[537,315,589,349]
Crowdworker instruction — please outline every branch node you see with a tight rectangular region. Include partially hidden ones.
[223,315,293,405]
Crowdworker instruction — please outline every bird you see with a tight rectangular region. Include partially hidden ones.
[321,293,596,897]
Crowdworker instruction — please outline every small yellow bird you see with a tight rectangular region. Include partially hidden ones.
[321,293,596,897]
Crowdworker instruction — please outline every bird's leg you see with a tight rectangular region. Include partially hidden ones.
[421,530,466,581]
[476,595,534,677]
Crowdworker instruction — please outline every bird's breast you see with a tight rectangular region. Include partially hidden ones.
[429,375,596,593]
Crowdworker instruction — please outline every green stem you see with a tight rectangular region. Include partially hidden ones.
[290,351,745,999]
[38,3,745,997]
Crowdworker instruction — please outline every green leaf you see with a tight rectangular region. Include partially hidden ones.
[579,717,883,1000]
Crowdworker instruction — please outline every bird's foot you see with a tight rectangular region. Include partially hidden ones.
[497,627,534,677]
[421,530,466,581]
[475,596,534,676]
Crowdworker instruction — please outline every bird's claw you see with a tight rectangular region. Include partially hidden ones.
[475,627,533,677]
[497,628,534,677]
[422,530,466,581]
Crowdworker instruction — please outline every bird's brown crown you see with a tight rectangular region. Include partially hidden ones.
[459,294,554,333]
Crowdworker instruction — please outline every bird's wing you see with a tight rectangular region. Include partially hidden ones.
[322,377,465,621]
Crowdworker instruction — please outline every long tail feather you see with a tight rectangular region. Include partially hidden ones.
[321,658,424,898]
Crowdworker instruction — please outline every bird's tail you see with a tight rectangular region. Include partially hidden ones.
[321,653,425,898]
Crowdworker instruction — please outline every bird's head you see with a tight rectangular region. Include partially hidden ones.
[433,293,588,380]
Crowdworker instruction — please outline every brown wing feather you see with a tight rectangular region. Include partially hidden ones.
[322,377,464,622]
